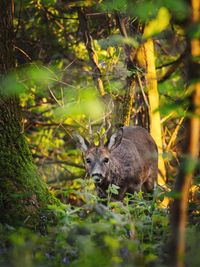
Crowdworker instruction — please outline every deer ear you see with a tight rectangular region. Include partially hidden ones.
[74,134,90,153]
[106,128,123,151]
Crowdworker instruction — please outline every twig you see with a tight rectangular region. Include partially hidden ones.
[78,8,105,96]
[14,45,32,62]
[136,73,150,109]
[32,120,74,127]
[47,174,81,184]
[158,53,186,83]
[160,111,175,124]
[37,159,84,169]
[48,86,62,107]
[156,53,186,69]
[63,59,77,71]
[166,116,185,151]
[86,12,110,17]
[115,12,128,38]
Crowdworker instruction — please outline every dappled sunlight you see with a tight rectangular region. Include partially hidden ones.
[0,0,199,267]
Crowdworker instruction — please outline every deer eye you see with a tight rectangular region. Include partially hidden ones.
[103,157,109,163]
[86,158,91,164]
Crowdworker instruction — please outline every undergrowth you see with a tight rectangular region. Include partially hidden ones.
[0,179,199,267]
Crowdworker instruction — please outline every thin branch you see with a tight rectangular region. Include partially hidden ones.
[158,64,182,83]
[166,116,185,151]
[115,12,128,37]
[158,53,186,83]
[37,159,85,169]
[157,52,186,69]
[48,86,62,107]
[14,45,32,62]
[30,120,78,128]
[86,12,110,17]
[42,6,78,20]
[63,58,77,71]
[160,111,175,124]
[47,174,81,184]
[48,77,76,88]
[78,8,105,96]
[136,73,150,109]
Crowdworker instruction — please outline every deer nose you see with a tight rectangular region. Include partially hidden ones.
[92,174,102,184]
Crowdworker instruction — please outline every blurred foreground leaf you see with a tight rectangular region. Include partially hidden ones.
[54,88,104,121]
[0,64,54,97]
[143,7,171,38]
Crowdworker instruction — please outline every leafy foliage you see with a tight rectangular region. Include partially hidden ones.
[0,185,170,267]
[1,0,200,266]
[1,183,200,266]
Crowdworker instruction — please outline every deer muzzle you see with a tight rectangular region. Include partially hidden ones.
[92,174,103,184]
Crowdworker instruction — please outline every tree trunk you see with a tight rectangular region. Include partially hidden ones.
[170,0,200,266]
[116,16,166,189]
[143,39,167,187]
[122,76,135,126]
[115,15,149,127]
[0,0,58,227]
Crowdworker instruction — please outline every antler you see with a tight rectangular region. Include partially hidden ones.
[88,118,94,145]
[98,118,112,146]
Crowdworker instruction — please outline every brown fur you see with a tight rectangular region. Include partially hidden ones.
[76,126,158,200]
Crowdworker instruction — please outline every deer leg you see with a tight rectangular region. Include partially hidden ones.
[142,178,154,193]
[118,186,128,201]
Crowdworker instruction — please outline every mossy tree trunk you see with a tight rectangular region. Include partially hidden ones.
[115,15,149,128]
[0,0,58,227]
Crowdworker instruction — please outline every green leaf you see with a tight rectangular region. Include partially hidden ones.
[143,7,171,38]
[106,184,120,195]
[101,0,127,12]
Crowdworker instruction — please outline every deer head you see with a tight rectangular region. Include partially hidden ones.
[75,128,123,184]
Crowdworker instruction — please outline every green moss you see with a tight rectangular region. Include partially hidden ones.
[0,120,60,227]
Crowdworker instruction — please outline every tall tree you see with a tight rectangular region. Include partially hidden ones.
[142,38,167,187]
[170,0,200,266]
[0,0,57,227]
[116,14,166,186]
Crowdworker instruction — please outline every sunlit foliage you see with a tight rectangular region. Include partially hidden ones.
[0,0,199,266]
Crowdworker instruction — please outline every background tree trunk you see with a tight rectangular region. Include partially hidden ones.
[143,38,167,187]
[115,15,149,128]
[0,0,58,227]
[116,14,166,187]
[78,8,105,97]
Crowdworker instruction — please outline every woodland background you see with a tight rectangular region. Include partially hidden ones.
[0,0,199,267]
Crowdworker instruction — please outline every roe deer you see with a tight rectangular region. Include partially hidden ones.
[76,126,158,200]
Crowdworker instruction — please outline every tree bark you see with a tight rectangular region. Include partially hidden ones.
[116,15,166,186]
[0,0,58,227]
[170,0,200,266]
[122,76,135,126]
[115,15,149,127]
[143,39,167,187]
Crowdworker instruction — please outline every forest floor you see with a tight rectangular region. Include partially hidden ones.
[0,179,200,267]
